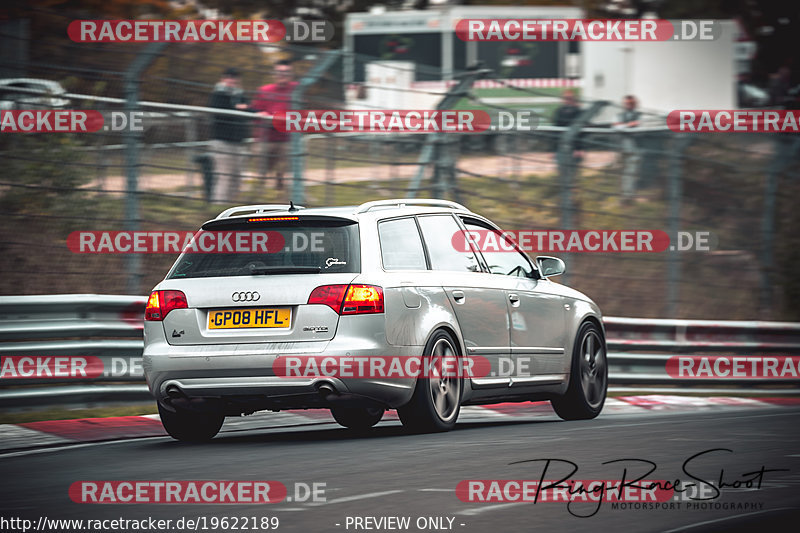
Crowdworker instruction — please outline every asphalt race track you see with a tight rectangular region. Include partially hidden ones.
[1,402,800,533]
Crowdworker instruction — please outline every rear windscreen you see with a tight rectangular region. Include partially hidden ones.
[166,223,360,279]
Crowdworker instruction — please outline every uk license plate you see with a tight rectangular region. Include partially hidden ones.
[208,308,291,329]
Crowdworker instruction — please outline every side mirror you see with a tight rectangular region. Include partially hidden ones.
[536,256,565,278]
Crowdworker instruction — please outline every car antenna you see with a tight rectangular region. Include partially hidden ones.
[288,201,298,212]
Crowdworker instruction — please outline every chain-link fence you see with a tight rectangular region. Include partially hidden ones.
[1,25,799,321]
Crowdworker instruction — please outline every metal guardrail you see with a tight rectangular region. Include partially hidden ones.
[604,317,800,387]
[0,294,146,341]
[1,295,798,407]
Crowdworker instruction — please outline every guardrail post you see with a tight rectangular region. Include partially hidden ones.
[407,68,490,200]
[290,50,342,205]
[556,100,607,284]
[123,43,166,294]
[185,112,197,191]
[325,135,336,205]
[433,134,459,200]
[760,136,800,316]
[666,135,692,318]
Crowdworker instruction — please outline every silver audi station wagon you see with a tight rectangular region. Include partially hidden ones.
[143,199,607,440]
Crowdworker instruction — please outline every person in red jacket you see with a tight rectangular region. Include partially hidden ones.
[251,60,297,190]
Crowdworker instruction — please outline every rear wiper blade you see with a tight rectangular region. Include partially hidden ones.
[247,265,321,275]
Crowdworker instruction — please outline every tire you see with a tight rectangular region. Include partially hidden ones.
[551,321,608,420]
[398,330,463,432]
[331,407,385,430]
[158,402,224,442]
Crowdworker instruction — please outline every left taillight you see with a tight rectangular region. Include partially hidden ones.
[145,290,188,321]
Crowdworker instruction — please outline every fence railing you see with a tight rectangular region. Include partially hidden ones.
[2,68,793,321]
[1,295,799,407]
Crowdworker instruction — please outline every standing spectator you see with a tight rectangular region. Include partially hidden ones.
[552,89,581,127]
[251,60,298,190]
[768,66,792,107]
[552,89,585,162]
[208,67,249,203]
[614,94,641,201]
[616,94,640,127]
[552,89,585,224]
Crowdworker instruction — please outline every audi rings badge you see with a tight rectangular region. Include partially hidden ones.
[231,291,260,302]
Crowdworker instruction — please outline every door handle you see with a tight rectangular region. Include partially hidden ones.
[452,290,465,303]
[508,293,520,306]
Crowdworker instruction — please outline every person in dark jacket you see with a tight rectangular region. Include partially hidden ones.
[552,89,585,160]
[553,89,581,127]
[208,67,249,202]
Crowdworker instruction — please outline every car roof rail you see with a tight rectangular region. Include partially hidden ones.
[215,204,305,219]
[355,199,469,214]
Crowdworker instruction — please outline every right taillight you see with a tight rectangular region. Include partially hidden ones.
[145,290,188,321]
[342,284,384,314]
[308,284,384,315]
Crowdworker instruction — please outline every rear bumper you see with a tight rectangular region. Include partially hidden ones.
[143,336,421,411]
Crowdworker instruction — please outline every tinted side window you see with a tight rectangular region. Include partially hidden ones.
[417,215,480,272]
[379,217,427,270]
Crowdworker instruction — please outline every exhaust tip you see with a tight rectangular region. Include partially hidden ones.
[317,383,337,397]
[166,384,184,399]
